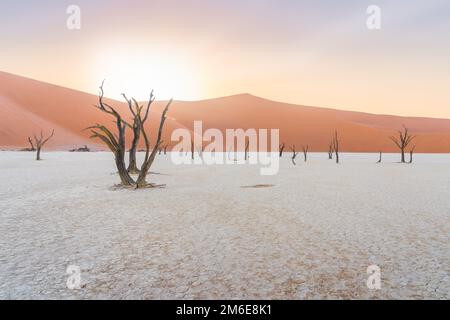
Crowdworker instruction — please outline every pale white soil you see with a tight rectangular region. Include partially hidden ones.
[0,151,448,299]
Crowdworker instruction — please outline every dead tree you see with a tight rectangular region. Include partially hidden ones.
[389,125,416,163]
[163,144,169,155]
[191,139,194,160]
[328,142,333,160]
[291,145,299,166]
[377,151,382,163]
[122,92,154,174]
[30,130,55,160]
[409,146,416,163]
[158,148,162,155]
[279,143,285,157]
[302,145,309,162]
[244,140,249,161]
[88,81,172,188]
[332,131,339,164]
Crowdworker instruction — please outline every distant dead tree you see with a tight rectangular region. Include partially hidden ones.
[121,92,153,174]
[389,125,416,163]
[191,139,194,160]
[377,151,382,163]
[88,81,172,188]
[290,145,299,166]
[328,142,334,160]
[29,130,55,160]
[409,145,416,163]
[245,140,249,161]
[279,143,285,157]
[332,131,339,164]
[158,147,162,155]
[163,144,169,155]
[302,145,309,162]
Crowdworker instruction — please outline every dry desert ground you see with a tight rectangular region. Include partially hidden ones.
[0,151,448,299]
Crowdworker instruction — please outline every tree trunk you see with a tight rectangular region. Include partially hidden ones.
[128,152,139,174]
[116,152,135,186]
[127,125,141,174]
[401,149,405,163]
[36,147,41,161]
[135,149,159,188]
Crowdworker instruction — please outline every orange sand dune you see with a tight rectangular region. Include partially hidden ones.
[0,71,187,150]
[1,71,450,152]
[152,94,450,152]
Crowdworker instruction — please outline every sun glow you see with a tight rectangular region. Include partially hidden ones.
[92,50,201,102]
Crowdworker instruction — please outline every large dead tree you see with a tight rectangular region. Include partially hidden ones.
[122,92,153,174]
[389,125,416,163]
[302,145,309,162]
[291,145,299,166]
[88,81,171,188]
[29,130,55,160]
[332,131,339,164]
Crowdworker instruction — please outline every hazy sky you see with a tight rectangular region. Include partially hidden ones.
[1,0,449,117]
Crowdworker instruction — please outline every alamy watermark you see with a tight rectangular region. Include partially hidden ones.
[366,5,381,30]
[66,265,81,290]
[366,265,381,290]
[64,4,381,31]
[66,5,81,30]
[170,121,280,175]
